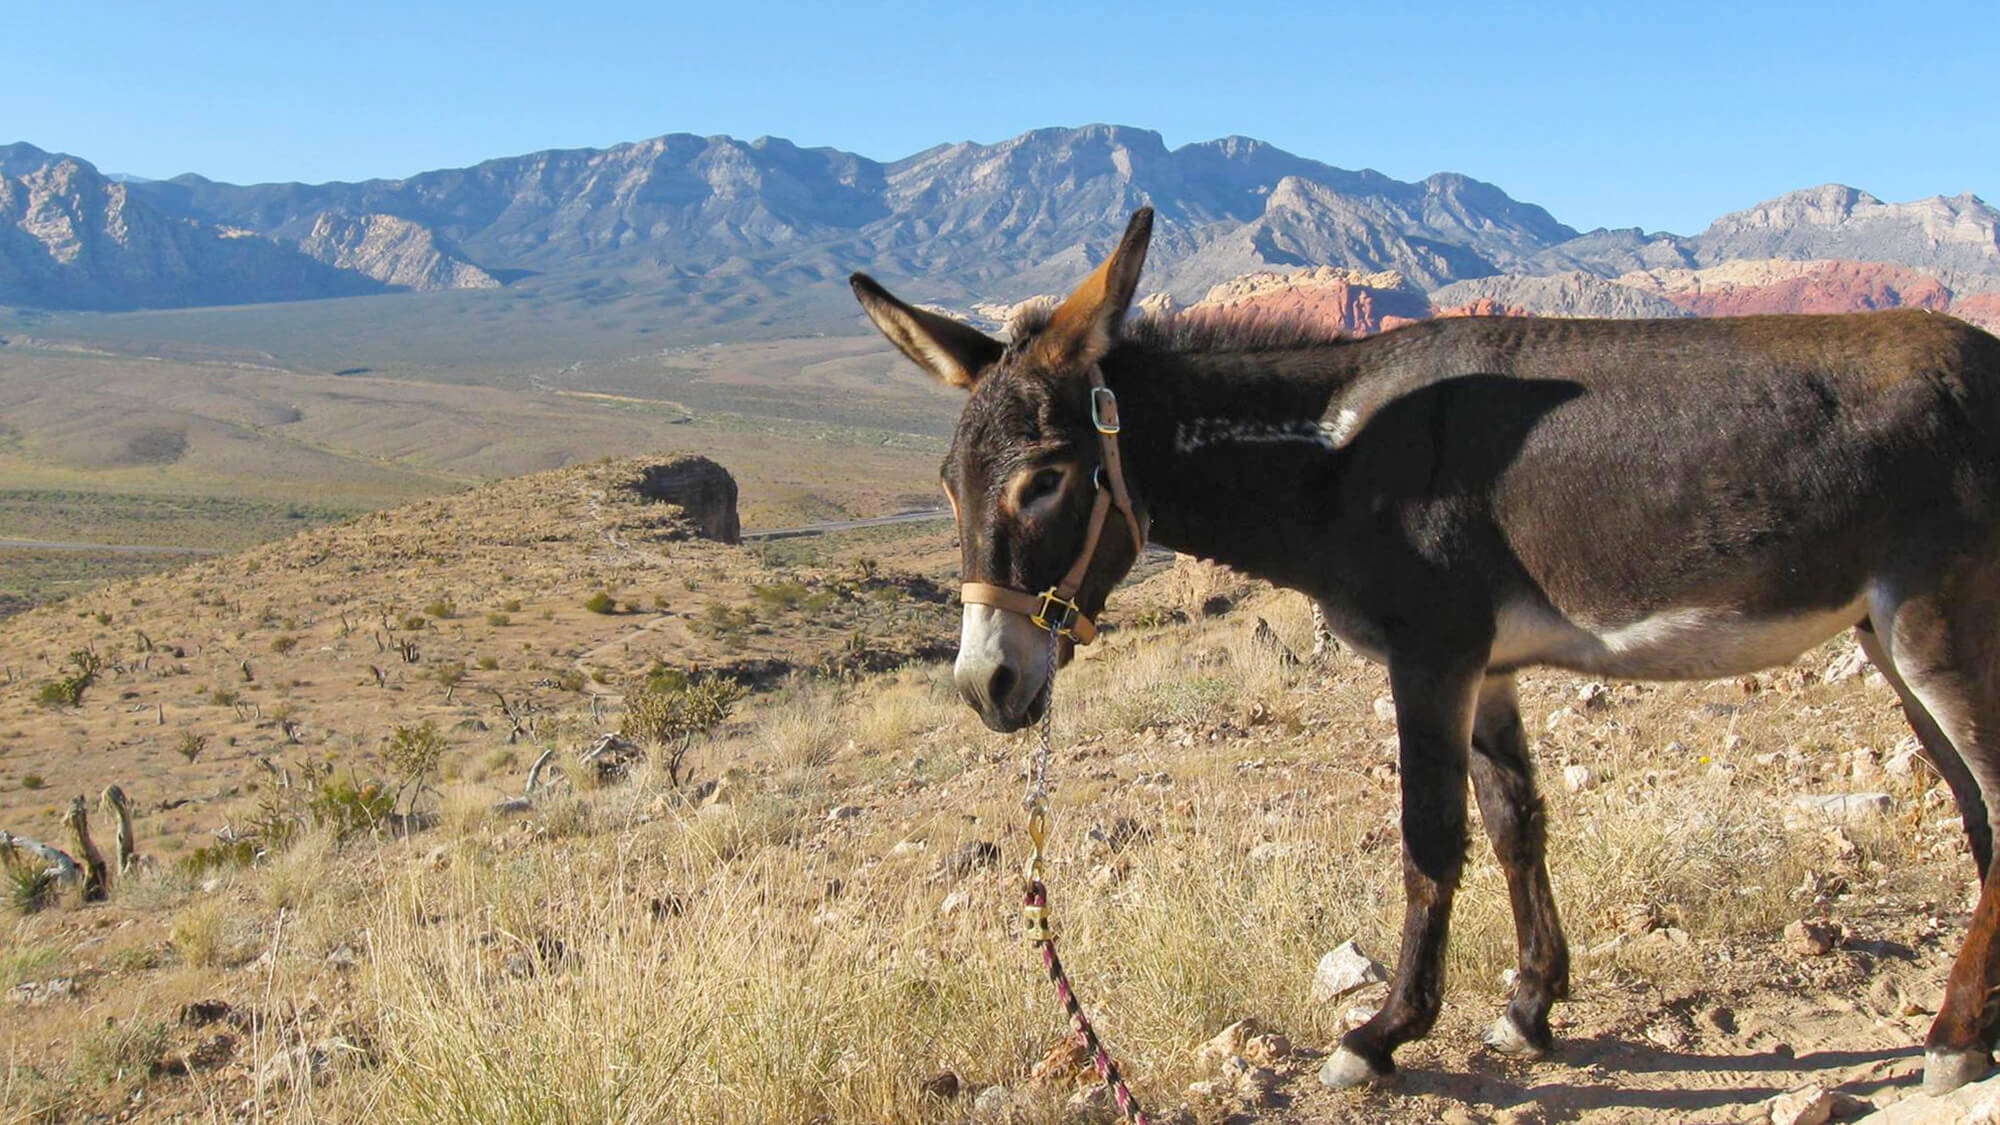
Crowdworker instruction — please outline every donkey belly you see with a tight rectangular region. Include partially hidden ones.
[1494,596,1868,680]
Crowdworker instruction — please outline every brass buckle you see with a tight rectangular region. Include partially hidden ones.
[1030,588,1083,638]
[1090,386,1121,435]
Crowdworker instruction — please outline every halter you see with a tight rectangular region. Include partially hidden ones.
[959,366,1147,644]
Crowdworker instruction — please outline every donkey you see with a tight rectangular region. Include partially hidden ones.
[852,207,2000,1095]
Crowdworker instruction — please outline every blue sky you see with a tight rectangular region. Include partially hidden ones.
[9,1,1996,235]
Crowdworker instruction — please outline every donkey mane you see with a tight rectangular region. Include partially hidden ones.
[1003,298,1353,357]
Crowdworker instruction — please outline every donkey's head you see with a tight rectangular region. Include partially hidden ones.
[851,208,1155,731]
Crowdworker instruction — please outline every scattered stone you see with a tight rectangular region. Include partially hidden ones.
[1786,918,1848,958]
[325,944,359,970]
[922,1070,961,1099]
[1065,1084,1119,1123]
[1244,1031,1292,1066]
[1763,1084,1865,1125]
[1789,793,1894,826]
[827,805,863,822]
[14,978,78,1006]
[1824,648,1872,683]
[1195,1019,1261,1071]
[1031,1034,1090,1085]
[1860,1071,2000,1122]
[182,1033,235,1072]
[1247,841,1295,864]
[1088,816,1147,853]
[940,840,1000,879]
[1312,940,1390,1003]
[1190,1055,1279,1107]
[1546,706,1583,733]
[179,998,232,1027]
[1563,764,1598,794]
[1885,743,1927,781]
[971,1084,1011,1116]
[1371,695,1398,723]
[939,888,970,916]
[1611,902,1663,935]
[1577,681,1610,709]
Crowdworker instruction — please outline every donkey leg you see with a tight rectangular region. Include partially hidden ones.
[1869,578,2000,1093]
[1468,674,1568,1058]
[1321,656,1483,1089]
[1855,621,1994,877]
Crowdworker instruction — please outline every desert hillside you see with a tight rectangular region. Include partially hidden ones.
[0,454,1988,1123]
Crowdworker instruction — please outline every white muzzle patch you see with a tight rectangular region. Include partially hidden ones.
[954,604,1052,725]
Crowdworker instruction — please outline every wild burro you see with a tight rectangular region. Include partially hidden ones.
[852,207,2000,1096]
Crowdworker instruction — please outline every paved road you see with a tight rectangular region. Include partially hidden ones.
[741,509,952,541]
[0,537,219,555]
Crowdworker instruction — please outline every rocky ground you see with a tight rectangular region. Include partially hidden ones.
[0,467,1994,1124]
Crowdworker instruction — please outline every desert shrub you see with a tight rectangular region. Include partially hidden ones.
[176,838,257,879]
[478,656,499,670]
[35,648,102,709]
[425,600,456,620]
[619,677,741,787]
[72,1018,168,1087]
[305,775,395,840]
[19,774,45,791]
[385,721,448,815]
[175,731,207,763]
[485,612,511,627]
[208,688,238,707]
[402,614,427,632]
[6,865,57,914]
[583,592,617,615]
[169,901,228,967]
[502,598,523,613]
[555,669,587,693]
[270,634,299,655]
[693,602,756,640]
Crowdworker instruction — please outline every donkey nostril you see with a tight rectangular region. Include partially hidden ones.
[987,665,1016,707]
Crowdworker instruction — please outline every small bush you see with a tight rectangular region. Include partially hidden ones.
[175,732,208,763]
[177,838,256,878]
[170,901,228,967]
[485,612,511,627]
[502,599,523,613]
[19,774,45,791]
[270,634,299,655]
[73,1018,168,1087]
[402,614,427,632]
[6,865,57,914]
[478,656,499,671]
[209,688,238,707]
[584,592,617,615]
[425,600,456,620]
[621,677,741,787]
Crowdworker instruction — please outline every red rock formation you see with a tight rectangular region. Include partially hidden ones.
[1619,259,1952,318]
[1949,292,2000,334]
[1432,297,1532,320]
[1184,266,1431,337]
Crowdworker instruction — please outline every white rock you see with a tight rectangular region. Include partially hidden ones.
[1824,648,1872,683]
[1372,696,1397,723]
[1577,681,1610,709]
[971,1084,1011,1115]
[1312,940,1389,1003]
[1763,1084,1865,1125]
[1790,793,1894,825]
[939,889,970,916]
[1545,706,1583,733]
[1562,764,1597,793]
[827,805,862,822]
[1247,841,1294,864]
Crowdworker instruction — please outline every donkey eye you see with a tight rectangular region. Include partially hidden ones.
[1023,467,1066,504]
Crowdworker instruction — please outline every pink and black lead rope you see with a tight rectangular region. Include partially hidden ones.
[1024,880,1154,1124]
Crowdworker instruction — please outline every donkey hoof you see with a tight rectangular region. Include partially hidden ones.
[1923,1047,1991,1095]
[1318,1046,1393,1090]
[1482,1013,1551,1060]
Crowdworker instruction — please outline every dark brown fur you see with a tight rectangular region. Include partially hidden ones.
[852,209,2000,1095]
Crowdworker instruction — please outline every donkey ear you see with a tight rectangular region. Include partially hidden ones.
[1035,207,1154,368]
[850,273,1004,390]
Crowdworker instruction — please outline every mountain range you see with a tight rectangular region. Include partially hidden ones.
[2,127,1998,330]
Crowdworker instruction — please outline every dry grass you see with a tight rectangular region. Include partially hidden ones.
[0,518,1975,1122]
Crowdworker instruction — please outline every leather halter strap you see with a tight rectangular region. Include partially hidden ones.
[959,366,1146,645]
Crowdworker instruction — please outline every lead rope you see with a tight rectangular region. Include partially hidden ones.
[1021,630,1154,1124]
